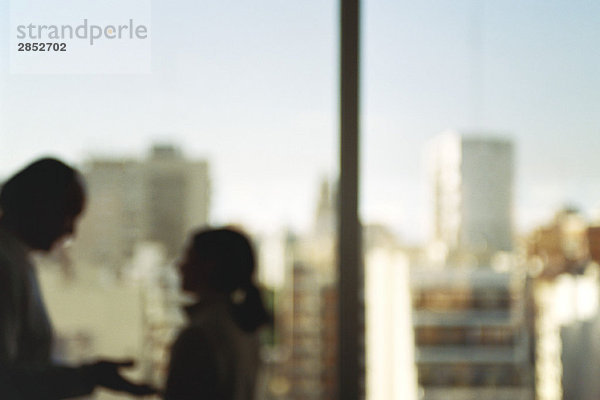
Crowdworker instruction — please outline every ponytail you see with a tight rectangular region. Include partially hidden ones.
[229,283,272,333]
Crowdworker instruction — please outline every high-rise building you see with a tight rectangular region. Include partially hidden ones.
[410,264,534,400]
[429,131,514,257]
[72,144,211,271]
[275,178,339,400]
[365,244,418,400]
[412,132,534,399]
[525,209,598,400]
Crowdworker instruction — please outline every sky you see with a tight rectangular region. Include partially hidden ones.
[1,0,600,242]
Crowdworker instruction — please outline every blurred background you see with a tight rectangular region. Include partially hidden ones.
[2,1,600,399]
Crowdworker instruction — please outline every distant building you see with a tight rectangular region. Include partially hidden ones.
[560,278,600,400]
[410,265,534,400]
[413,132,534,399]
[274,178,341,400]
[40,144,209,394]
[314,179,336,236]
[365,246,418,400]
[72,144,210,271]
[286,260,324,400]
[525,209,600,400]
[429,132,514,258]
[320,284,338,400]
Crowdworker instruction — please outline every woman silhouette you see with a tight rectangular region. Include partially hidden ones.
[165,227,271,400]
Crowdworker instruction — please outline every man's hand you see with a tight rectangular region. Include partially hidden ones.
[86,360,157,396]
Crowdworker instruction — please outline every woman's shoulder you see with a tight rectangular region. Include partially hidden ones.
[187,301,235,329]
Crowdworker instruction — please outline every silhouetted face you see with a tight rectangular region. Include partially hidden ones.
[25,177,86,251]
[178,245,207,294]
[178,228,255,296]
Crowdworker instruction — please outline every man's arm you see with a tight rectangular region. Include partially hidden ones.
[1,361,156,400]
[0,364,94,400]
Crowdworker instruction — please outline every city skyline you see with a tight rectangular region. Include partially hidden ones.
[2,1,600,241]
[1,131,598,243]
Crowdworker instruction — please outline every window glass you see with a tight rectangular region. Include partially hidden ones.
[363,1,600,400]
[1,2,338,399]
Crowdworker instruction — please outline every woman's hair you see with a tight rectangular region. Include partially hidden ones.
[191,227,272,333]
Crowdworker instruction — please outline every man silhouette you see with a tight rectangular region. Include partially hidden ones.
[0,158,155,399]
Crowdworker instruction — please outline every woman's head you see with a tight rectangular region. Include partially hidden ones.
[180,227,255,295]
[179,227,271,332]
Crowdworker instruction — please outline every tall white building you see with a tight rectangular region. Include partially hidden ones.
[429,131,514,256]
[365,247,418,400]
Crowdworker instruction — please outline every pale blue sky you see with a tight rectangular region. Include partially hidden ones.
[1,0,600,241]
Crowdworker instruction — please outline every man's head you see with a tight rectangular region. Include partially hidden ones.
[0,158,86,251]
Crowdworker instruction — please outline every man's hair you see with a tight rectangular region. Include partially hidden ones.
[0,158,84,218]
